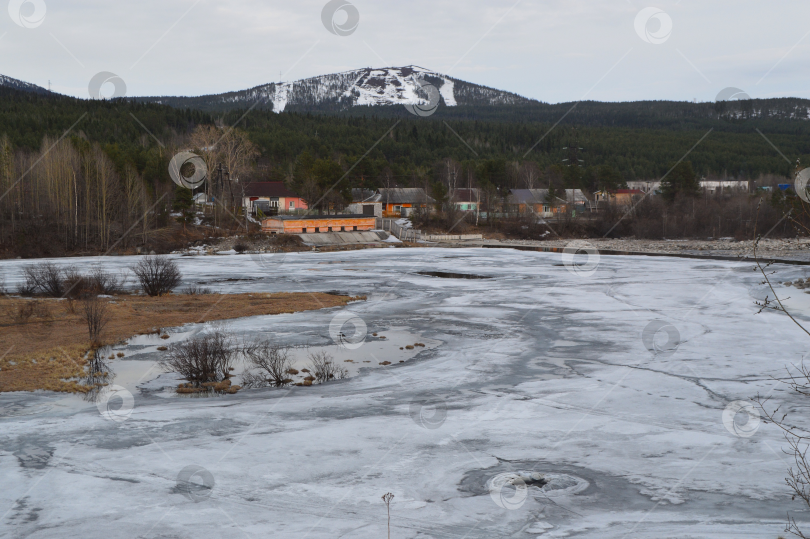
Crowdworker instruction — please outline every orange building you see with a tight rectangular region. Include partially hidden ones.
[361,188,435,217]
[261,215,377,234]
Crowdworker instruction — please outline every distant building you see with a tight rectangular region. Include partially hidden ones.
[627,180,749,195]
[261,214,376,234]
[626,181,661,193]
[242,182,307,216]
[700,180,749,194]
[509,189,587,217]
[595,189,645,206]
[345,202,383,217]
[450,188,481,211]
[362,188,435,217]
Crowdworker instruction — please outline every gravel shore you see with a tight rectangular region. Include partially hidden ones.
[487,237,810,261]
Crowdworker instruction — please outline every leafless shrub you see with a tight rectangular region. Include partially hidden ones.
[18,264,127,298]
[182,284,212,295]
[132,255,181,296]
[82,296,112,344]
[9,302,34,324]
[239,369,265,389]
[159,331,237,388]
[82,350,112,402]
[90,267,127,295]
[242,341,293,387]
[70,267,127,298]
[61,266,90,298]
[16,274,37,296]
[757,362,810,539]
[308,350,347,383]
[752,206,810,538]
[8,300,51,325]
[22,262,64,297]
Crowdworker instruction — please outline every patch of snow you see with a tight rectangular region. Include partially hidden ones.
[526,522,554,534]
[272,82,292,112]
[439,78,457,106]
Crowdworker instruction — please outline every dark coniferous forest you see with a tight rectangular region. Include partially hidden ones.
[0,83,808,256]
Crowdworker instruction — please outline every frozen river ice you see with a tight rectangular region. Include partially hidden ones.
[1,247,809,538]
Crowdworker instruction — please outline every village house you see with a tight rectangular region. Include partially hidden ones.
[242,182,308,216]
[450,188,481,212]
[261,214,376,234]
[508,189,587,217]
[362,188,435,217]
[594,189,645,206]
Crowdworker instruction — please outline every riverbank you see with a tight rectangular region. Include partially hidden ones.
[473,237,810,261]
[0,292,364,393]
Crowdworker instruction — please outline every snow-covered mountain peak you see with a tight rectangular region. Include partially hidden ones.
[137,66,534,113]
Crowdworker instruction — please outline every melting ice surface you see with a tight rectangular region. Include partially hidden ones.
[1,247,809,538]
[105,326,440,396]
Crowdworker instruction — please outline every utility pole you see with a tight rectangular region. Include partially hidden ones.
[562,131,585,168]
[240,181,249,232]
[450,164,456,199]
[562,131,585,217]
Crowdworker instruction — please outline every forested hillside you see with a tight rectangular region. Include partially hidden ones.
[2,86,809,187]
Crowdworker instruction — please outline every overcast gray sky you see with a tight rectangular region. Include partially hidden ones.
[1,0,807,103]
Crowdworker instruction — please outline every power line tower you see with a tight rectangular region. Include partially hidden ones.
[562,130,584,168]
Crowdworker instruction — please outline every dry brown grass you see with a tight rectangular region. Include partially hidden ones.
[0,292,364,393]
[176,379,242,395]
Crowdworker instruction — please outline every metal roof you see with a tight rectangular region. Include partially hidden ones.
[243,182,300,198]
[262,214,373,221]
[509,189,587,204]
[363,188,436,204]
[351,188,376,202]
[451,188,480,203]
